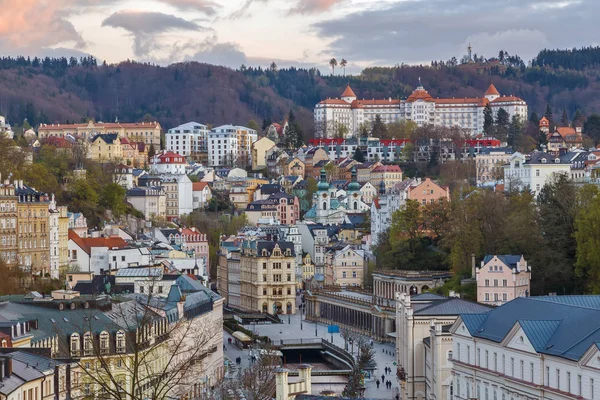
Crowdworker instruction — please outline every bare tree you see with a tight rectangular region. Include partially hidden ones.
[54,279,222,400]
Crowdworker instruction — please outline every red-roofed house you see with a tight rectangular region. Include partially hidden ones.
[68,230,130,274]
[314,82,527,138]
[192,181,212,209]
[151,151,187,175]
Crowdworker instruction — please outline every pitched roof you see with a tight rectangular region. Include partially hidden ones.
[192,182,209,191]
[414,297,491,316]
[91,133,119,144]
[68,230,128,255]
[482,255,523,270]
[341,85,357,98]
[460,295,600,361]
[485,83,500,96]
[407,88,434,102]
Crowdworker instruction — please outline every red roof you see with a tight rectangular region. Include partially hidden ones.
[38,121,160,131]
[373,198,380,209]
[319,99,351,105]
[341,85,357,98]
[192,182,209,191]
[372,165,402,173]
[539,116,550,127]
[407,88,434,102]
[68,230,128,255]
[485,83,500,96]
[491,96,524,103]
[157,151,186,164]
[435,97,488,106]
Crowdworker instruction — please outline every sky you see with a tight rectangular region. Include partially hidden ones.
[0,0,598,74]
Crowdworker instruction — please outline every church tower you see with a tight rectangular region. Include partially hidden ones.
[347,167,361,211]
[316,167,331,222]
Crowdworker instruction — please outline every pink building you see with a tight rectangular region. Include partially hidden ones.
[271,193,300,225]
[476,255,531,306]
[181,227,210,267]
[408,177,450,206]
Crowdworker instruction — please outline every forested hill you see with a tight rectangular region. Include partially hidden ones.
[3,47,600,136]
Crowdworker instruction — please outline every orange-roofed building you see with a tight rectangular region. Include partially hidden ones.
[67,230,130,274]
[542,117,584,155]
[314,82,527,138]
[192,181,212,209]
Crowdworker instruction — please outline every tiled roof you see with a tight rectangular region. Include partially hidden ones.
[91,133,119,144]
[192,182,209,191]
[482,255,522,269]
[485,83,500,96]
[68,230,128,255]
[341,85,357,98]
[407,88,434,102]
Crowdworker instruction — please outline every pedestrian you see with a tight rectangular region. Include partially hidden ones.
[376,380,380,389]
[388,380,392,389]
[381,374,385,382]
[385,366,389,374]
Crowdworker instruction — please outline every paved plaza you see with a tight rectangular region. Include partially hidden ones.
[223,305,400,399]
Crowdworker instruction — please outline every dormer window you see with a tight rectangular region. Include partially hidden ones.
[541,158,547,164]
[70,333,80,356]
[116,331,126,353]
[83,332,93,356]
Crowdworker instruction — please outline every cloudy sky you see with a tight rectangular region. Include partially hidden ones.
[0,0,598,73]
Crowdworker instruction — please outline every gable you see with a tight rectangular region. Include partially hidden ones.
[581,344,600,369]
[503,325,537,354]
[451,320,473,338]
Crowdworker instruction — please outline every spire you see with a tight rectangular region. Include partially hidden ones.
[347,166,360,191]
[341,85,357,99]
[320,167,327,182]
[485,83,500,96]
[379,180,386,195]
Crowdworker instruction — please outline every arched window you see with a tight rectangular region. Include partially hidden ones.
[353,202,358,210]
[322,202,327,210]
[70,333,80,356]
[100,331,110,354]
[83,332,93,355]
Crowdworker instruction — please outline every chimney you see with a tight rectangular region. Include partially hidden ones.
[5,358,12,377]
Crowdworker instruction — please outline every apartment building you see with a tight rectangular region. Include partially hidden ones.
[16,182,50,275]
[0,177,17,267]
[165,121,210,162]
[38,120,162,146]
[208,125,257,167]
[476,255,531,305]
[239,240,296,314]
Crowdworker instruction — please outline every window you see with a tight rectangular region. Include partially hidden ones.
[352,271,357,278]
[100,331,109,354]
[342,271,347,278]
[520,360,524,379]
[485,279,489,286]
[83,332,93,355]
[477,348,481,366]
[591,378,595,399]
[140,286,144,293]
[467,345,471,363]
[70,334,80,356]
[502,279,507,286]
[493,352,497,370]
[578,375,582,395]
[485,350,489,368]
[530,362,534,382]
[546,366,550,385]
[502,293,507,302]
[494,279,498,287]
[511,357,514,376]
[485,293,490,301]
[116,331,125,353]
[556,369,560,390]
[568,371,571,393]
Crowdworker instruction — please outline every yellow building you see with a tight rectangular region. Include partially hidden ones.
[240,240,297,314]
[38,120,162,147]
[89,133,123,163]
[283,157,306,178]
[0,178,17,267]
[251,137,276,171]
[16,182,50,275]
[301,253,315,283]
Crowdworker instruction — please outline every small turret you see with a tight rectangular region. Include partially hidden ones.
[379,179,386,195]
[317,167,329,191]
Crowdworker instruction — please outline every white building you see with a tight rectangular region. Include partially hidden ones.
[314,83,527,137]
[370,180,416,246]
[159,174,193,219]
[192,181,212,209]
[208,125,257,167]
[165,121,209,157]
[0,116,14,139]
[68,230,130,274]
[451,295,600,400]
[476,147,514,186]
[503,151,571,197]
[126,186,166,220]
[151,151,187,175]
[396,292,491,400]
[48,196,60,279]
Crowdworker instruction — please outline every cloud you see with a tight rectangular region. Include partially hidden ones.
[290,0,344,14]
[228,0,269,19]
[0,0,85,53]
[190,36,249,67]
[102,10,204,57]
[313,0,600,65]
[161,0,220,15]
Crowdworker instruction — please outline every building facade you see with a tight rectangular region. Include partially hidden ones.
[16,183,50,275]
[0,178,17,267]
[476,255,531,306]
[503,152,571,197]
[451,295,600,400]
[239,240,296,314]
[165,121,210,162]
[314,83,527,137]
[208,125,257,167]
[38,120,162,146]
[476,147,514,186]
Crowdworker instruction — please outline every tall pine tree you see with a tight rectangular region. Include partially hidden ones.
[561,109,569,127]
[483,103,494,135]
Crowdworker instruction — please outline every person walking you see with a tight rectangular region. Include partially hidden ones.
[376,380,380,389]
[381,374,385,382]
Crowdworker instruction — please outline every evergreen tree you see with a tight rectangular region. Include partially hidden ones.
[508,115,522,148]
[352,148,365,163]
[262,118,271,131]
[530,112,540,126]
[544,103,554,130]
[483,103,494,135]
[584,114,600,144]
[495,107,510,141]
[371,115,388,137]
[561,109,569,127]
